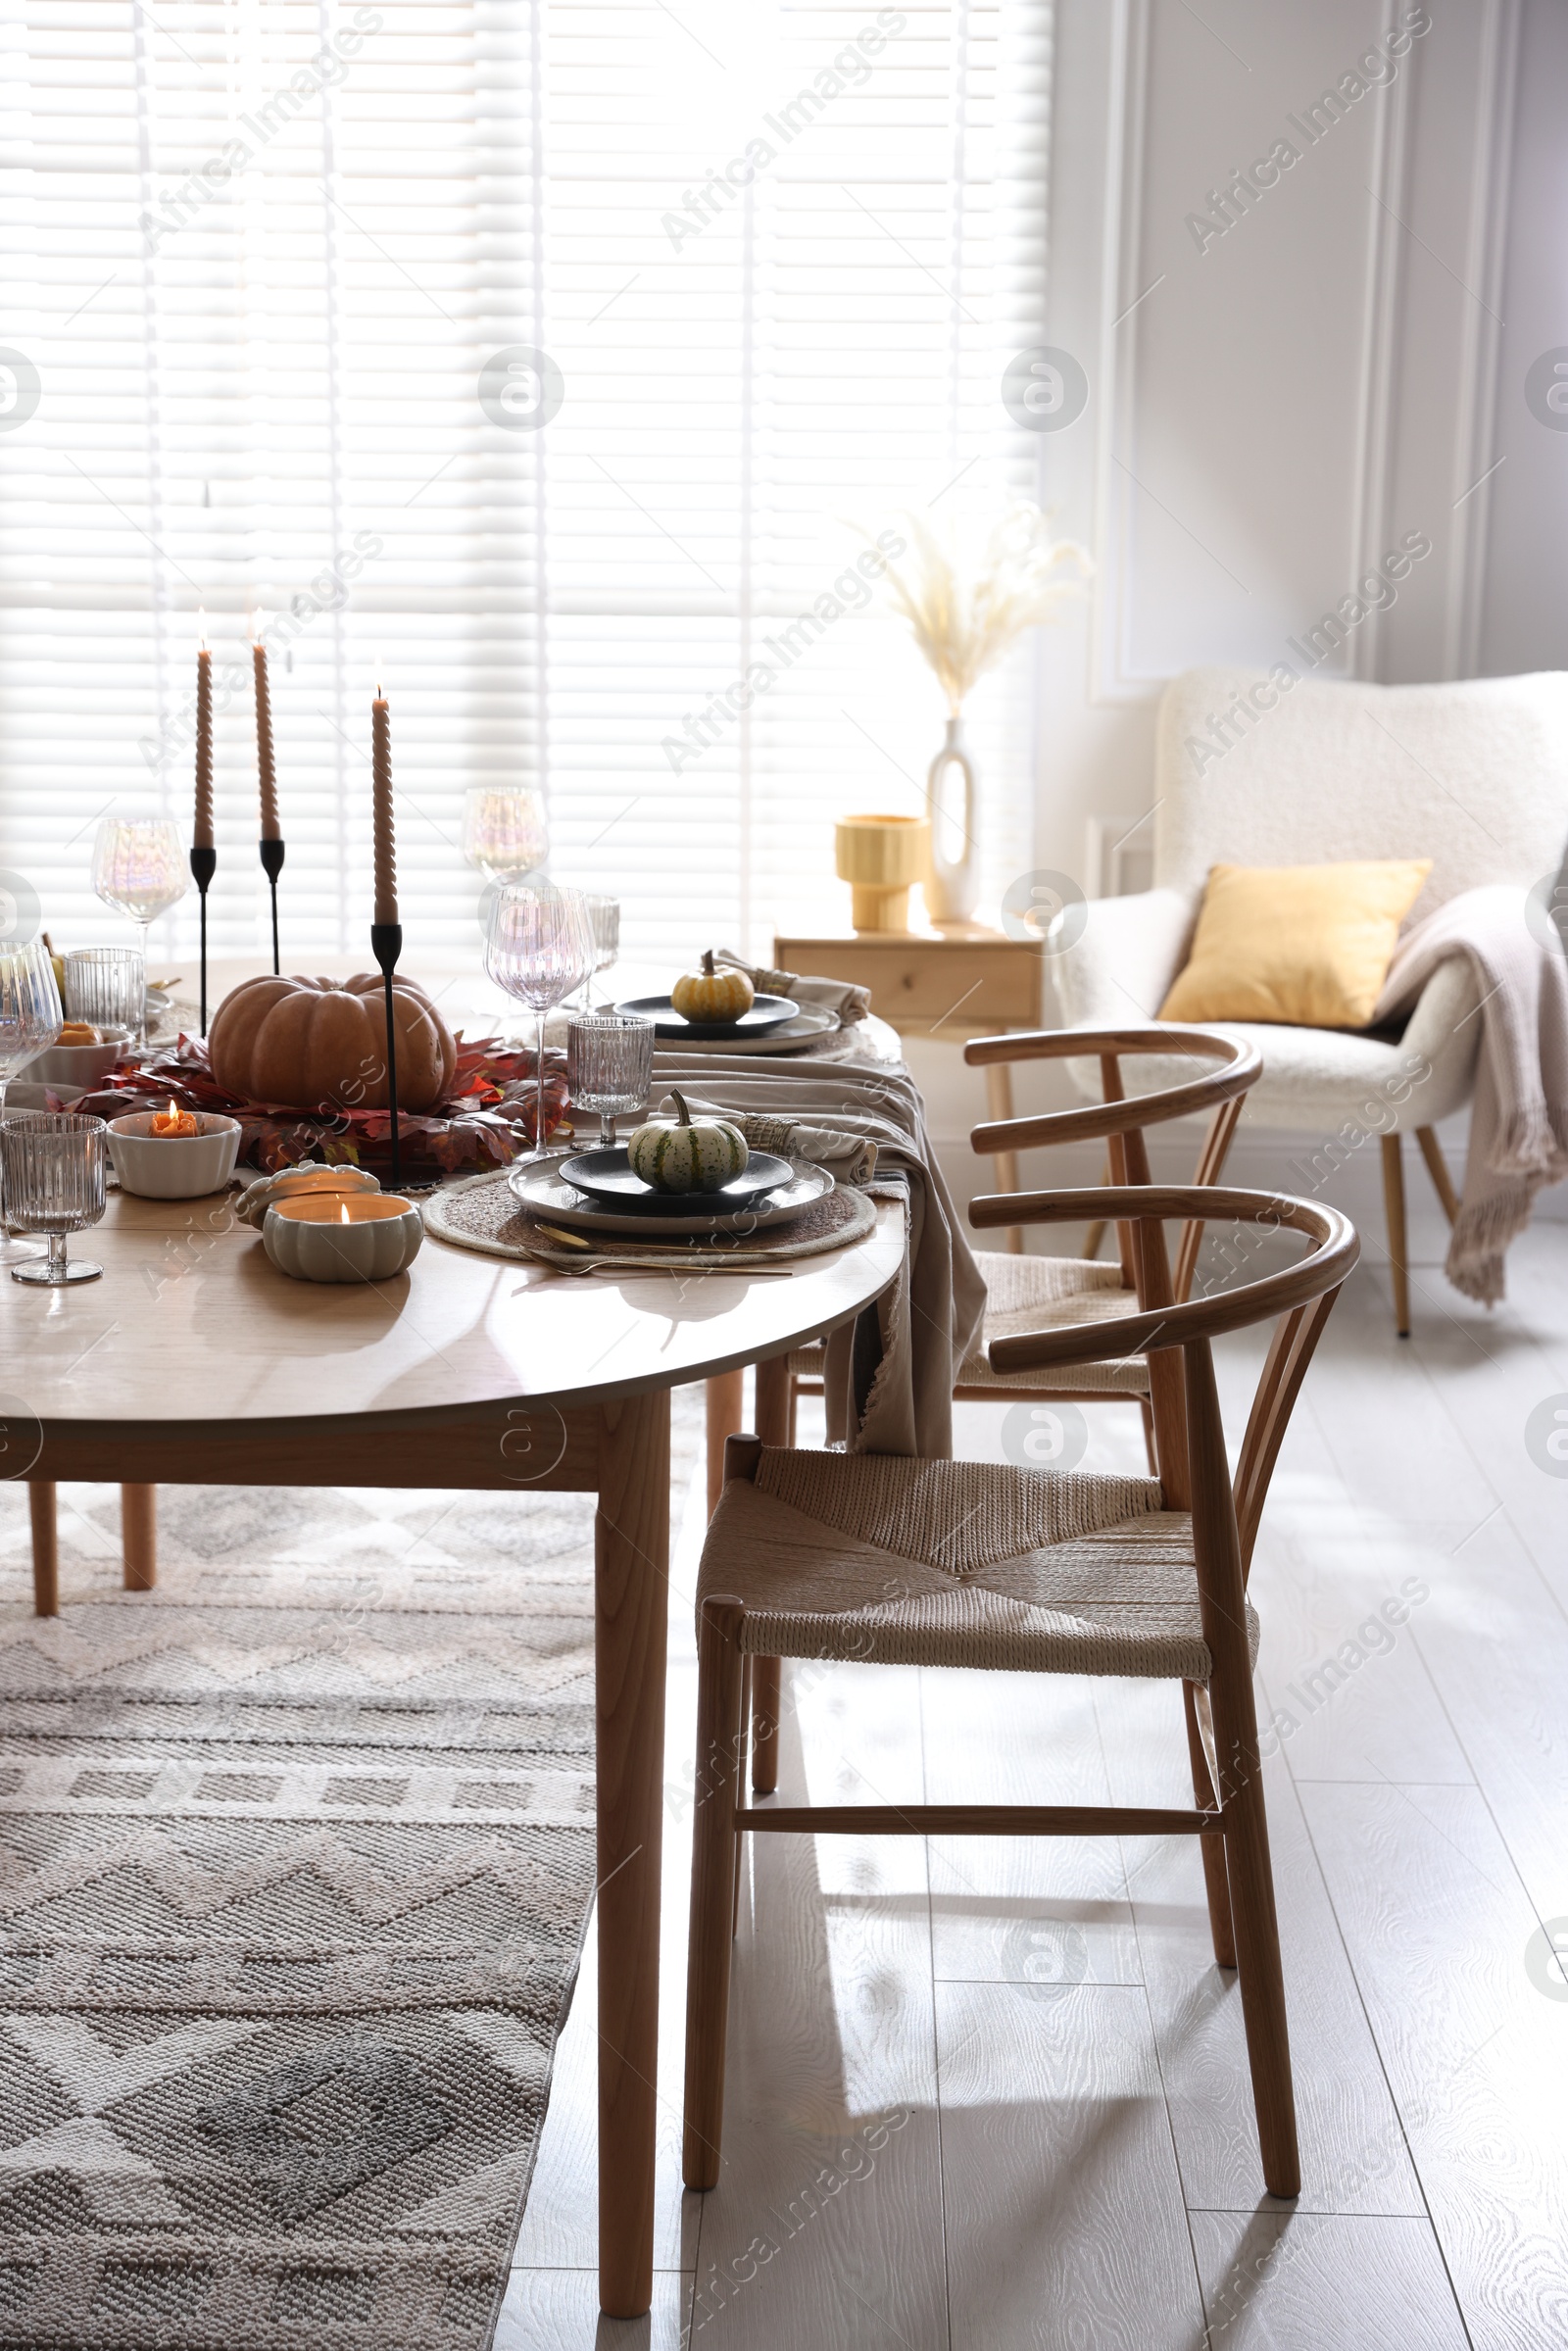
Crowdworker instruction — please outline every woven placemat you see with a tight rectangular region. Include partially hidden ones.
[423,1163,878,1269]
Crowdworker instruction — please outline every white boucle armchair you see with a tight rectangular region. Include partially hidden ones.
[1057,666,1568,1334]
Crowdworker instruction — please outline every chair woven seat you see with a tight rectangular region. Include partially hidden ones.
[788,1250,1152,1395]
[697,1447,1257,1682]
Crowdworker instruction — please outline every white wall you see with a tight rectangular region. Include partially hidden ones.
[921,0,1568,1227]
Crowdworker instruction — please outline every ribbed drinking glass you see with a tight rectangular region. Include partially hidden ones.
[566,1010,654,1147]
[2,1112,108,1287]
[0,942,64,1265]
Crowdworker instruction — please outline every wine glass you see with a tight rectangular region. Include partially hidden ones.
[464,787,549,882]
[484,884,596,1165]
[92,816,188,1041]
[579,893,620,1008]
[2,1112,107,1287]
[566,1010,654,1148]
[0,942,64,1265]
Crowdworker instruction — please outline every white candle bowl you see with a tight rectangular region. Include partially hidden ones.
[107,1111,242,1199]
[263,1192,423,1282]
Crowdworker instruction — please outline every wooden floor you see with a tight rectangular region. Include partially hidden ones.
[499,1225,1568,2349]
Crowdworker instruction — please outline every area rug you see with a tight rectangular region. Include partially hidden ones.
[0,1397,698,2350]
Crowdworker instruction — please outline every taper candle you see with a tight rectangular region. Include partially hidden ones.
[371,679,398,926]
[254,640,279,840]
[194,633,215,851]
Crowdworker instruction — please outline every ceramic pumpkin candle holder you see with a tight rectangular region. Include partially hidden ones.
[626,1090,749,1194]
[669,952,755,1025]
[207,973,458,1115]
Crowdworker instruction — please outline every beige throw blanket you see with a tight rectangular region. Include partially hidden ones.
[653,1050,986,1454]
[1375,883,1568,1303]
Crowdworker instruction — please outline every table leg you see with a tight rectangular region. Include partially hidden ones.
[705,1369,745,1516]
[595,1387,671,2319]
[122,1484,157,1591]
[28,1483,58,1618]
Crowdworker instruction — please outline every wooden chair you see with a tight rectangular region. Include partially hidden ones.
[27,1484,156,1616]
[736,1024,1261,1480]
[736,1024,1262,1798]
[683,1181,1358,2204]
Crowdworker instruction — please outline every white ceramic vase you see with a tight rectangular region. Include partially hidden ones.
[924,714,980,924]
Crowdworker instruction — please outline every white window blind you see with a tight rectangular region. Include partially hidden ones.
[1,0,1054,963]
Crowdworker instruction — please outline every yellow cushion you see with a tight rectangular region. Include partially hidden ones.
[1159,858,1432,1029]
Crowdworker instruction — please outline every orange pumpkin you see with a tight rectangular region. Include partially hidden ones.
[208,974,459,1114]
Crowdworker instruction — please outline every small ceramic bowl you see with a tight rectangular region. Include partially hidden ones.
[27,1027,135,1091]
[263,1192,423,1283]
[107,1111,242,1199]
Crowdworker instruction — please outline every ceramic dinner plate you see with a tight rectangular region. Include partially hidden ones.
[508,1152,834,1237]
[653,1001,840,1054]
[557,1145,793,1213]
[614,991,799,1042]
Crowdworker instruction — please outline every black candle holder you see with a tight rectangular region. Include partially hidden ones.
[189,845,217,1032]
[259,838,284,976]
[370,918,403,1190]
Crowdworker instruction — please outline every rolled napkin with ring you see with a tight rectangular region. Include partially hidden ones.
[654,1097,877,1186]
[711,949,871,1028]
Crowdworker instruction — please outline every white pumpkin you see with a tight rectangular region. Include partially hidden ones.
[627,1090,749,1194]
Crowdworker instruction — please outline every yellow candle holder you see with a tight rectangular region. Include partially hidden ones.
[833,814,931,935]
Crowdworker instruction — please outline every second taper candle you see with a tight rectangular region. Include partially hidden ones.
[371,675,397,925]
[254,639,279,840]
[194,631,214,850]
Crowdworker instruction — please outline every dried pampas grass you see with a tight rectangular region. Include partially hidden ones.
[870,504,1092,714]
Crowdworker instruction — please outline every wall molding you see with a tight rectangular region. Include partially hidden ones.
[1445,0,1521,682]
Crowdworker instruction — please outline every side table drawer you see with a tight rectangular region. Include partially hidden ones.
[774,935,1041,1032]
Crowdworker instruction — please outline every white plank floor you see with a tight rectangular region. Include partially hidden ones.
[500,1225,1568,2349]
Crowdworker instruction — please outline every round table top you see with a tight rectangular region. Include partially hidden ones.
[0,1186,906,1431]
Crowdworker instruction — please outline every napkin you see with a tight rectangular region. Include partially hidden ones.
[654,1097,877,1187]
[713,949,871,1027]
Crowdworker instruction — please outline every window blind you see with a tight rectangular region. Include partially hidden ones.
[0,0,1054,963]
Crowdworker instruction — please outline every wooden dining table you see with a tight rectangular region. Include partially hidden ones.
[1,1177,904,2317]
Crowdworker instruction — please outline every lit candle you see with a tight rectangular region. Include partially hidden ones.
[254,636,280,841]
[149,1098,199,1138]
[371,673,397,926]
[194,619,215,852]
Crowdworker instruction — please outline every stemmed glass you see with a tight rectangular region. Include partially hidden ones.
[1,1112,107,1287]
[0,942,64,1265]
[484,884,596,1165]
[463,786,549,883]
[91,817,189,1042]
[566,1010,654,1148]
[579,894,620,1008]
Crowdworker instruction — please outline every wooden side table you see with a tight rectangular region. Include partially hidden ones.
[773,922,1042,1248]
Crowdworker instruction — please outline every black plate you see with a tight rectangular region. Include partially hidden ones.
[613,991,799,1042]
[558,1145,793,1214]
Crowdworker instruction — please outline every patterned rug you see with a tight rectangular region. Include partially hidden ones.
[0,1392,699,2350]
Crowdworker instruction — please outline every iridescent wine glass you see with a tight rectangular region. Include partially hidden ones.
[484,884,596,1165]
[579,893,620,1008]
[0,941,64,1265]
[463,786,549,883]
[91,816,188,1042]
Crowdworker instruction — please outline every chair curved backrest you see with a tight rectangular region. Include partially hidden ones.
[969,1182,1358,1574]
[964,1023,1263,1326]
[964,1023,1261,1159]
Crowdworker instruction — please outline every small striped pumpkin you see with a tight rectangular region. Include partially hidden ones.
[627,1090,749,1194]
